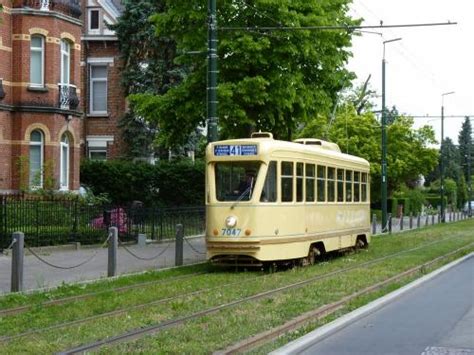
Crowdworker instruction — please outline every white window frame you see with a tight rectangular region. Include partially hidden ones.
[29,130,44,188]
[88,8,101,33]
[60,134,70,191]
[89,64,108,115]
[60,39,70,85]
[30,35,44,87]
[88,149,107,160]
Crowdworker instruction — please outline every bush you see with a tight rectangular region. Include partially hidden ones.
[80,159,205,206]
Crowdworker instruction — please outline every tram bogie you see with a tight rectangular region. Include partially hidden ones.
[205,132,371,267]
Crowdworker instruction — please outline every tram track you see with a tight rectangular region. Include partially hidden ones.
[0,271,209,318]
[53,237,474,354]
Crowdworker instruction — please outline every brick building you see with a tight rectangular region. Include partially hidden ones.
[0,0,125,192]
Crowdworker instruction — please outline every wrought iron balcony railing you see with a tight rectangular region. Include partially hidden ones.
[58,84,79,110]
[21,0,82,18]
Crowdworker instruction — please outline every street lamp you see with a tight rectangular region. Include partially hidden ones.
[440,91,455,222]
[381,37,402,233]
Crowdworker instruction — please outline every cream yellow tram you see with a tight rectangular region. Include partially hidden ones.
[205,132,371,266]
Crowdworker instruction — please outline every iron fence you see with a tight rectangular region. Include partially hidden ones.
[0,194,205,249]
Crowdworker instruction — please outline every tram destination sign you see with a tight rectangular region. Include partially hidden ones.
[214,144,258,156]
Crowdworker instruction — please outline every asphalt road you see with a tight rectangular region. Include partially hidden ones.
[278,255,474,355]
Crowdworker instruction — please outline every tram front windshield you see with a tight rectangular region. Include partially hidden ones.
[215,162,261,201]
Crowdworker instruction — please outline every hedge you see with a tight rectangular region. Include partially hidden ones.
[80,159,205,206]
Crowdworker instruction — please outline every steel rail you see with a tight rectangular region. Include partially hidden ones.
[56,236,473,355]
[216,246,474,354]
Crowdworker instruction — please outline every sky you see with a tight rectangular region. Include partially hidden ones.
[347,0,474,145]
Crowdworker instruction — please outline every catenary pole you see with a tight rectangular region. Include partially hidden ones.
[207,0,218,143]
[440,91,455,222]
[381,38,401,233]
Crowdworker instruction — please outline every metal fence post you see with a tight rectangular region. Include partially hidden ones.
[409,213,413,229]
[11,232,24,293]
[108,227,118,277]
[372,214,376,235]
[388,213,392,234]
[400,213,404,231]
[417,213,421,229]
[175,224,184,266]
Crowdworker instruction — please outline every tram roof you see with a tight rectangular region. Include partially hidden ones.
[207,137,370,168]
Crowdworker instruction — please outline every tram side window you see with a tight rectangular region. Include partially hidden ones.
[296,163,304,202]
[317,165,326,202]
[305,164,315,202]
[354,171,360,202]
[337,169,344,202]
[327,167,336,202]
[361,172,368,202]
[261,161,277,202]
[346,170,353,202]
[281,161,294,202]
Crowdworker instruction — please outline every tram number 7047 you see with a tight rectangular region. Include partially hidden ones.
[221,228,241,237]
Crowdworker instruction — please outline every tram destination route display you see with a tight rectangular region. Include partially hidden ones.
[214,144,258,156]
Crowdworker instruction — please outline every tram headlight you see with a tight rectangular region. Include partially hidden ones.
[225,215,238,228]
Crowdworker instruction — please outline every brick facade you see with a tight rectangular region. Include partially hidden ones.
[0,0,126,192]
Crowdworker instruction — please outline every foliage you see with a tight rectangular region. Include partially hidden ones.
[128,0,360,146]
[111,0,183,157]
[299,104,438,202]
[429,178,458,207]
[80,159,205,206]
[16,156,29,192]
[458,116,472,181]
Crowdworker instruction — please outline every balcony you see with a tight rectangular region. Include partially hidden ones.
[21,0,82,18]
[58,84,79,111]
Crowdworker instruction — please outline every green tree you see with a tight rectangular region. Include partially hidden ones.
[458,116,472,181]
[300,104,438,202]
[130,0,360,147]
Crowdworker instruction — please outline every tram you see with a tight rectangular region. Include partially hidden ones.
[205,132,371,267]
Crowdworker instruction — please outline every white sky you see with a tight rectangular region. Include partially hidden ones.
[347,0,474,145]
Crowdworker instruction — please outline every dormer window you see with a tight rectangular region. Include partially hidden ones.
[89,9,100,33]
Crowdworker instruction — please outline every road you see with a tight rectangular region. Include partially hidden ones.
[275,255,474,355]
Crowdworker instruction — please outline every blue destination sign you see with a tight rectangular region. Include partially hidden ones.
[214,145,258,156]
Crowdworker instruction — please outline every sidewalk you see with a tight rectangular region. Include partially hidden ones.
[0,236,207,294]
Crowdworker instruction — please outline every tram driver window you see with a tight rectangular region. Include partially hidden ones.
[317,166,326,202]
[261,161,277,202]
[281,161,294,202]
[215,162,260,201]
[346,170,353,202]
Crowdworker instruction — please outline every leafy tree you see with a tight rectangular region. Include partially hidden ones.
[130,0,360,146]
[299,104,438,202]
[111,0,185,157]
[458,116,472,181]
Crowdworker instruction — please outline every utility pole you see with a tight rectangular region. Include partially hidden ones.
[468,122,472,217]
[440,91,455,222]
[207,0,218,143]
[381,38,401,233]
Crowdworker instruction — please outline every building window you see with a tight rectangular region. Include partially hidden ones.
[89,9,100,32]
[29,130,44,188]
[30,35,44,87]
[60,134,69,190]
[60,40,70,85]
[89,149,107,161]
[90,65,108,114]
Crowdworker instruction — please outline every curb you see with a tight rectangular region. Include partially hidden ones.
[271,252,473,355]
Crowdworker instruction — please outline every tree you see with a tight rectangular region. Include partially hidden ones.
[130,0,360,147]
[111,0,186,157]
[299,104,438,202]
[458,116,472,181]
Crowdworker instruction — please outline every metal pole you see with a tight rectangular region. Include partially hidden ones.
[372,214,377,235]
[381,57,388,232]
[175,224,184,266]
[441,104,445,223]
[108,227,118,277]
[11,232,24,293]
[468,135,472,217]
[207,0,218,143]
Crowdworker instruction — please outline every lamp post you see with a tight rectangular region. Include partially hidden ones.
[381,37,401,233]
[440,91,455,222]
[207,0,218,143]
